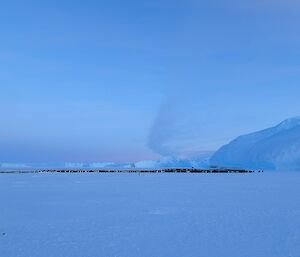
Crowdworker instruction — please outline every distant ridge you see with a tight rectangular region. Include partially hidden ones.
[210,117,300,170]
[0,154,212,171]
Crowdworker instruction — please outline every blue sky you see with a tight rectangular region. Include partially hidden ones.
[1,0,300,162]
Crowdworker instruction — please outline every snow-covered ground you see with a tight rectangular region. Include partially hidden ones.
[1,172,300,257]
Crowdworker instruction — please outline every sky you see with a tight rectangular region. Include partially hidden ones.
[1,0,300,163]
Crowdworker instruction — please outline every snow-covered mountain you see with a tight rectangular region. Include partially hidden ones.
[210,117,300,170]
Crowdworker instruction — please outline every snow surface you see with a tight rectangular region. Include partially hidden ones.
[1,172,300,257]
[210,117,300,170]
